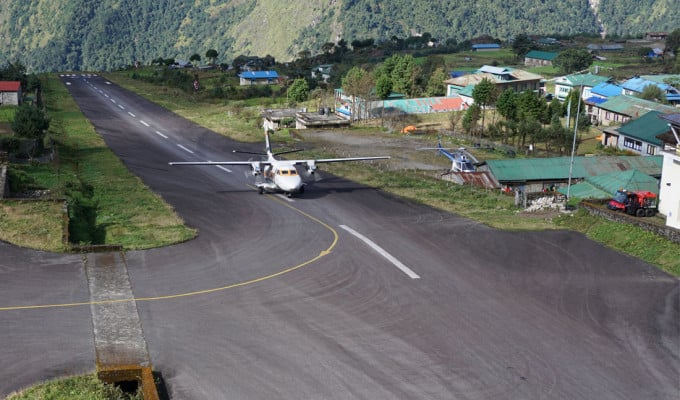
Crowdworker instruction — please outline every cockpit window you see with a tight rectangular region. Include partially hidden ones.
[277,169,298,176]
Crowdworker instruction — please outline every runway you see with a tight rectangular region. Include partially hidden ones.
[0,74,677,399]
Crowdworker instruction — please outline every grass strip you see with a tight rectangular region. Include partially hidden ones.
[6,373,142,400]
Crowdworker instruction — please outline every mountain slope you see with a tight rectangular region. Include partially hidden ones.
[0,0,677,72]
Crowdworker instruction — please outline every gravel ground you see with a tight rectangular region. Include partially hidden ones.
[297,130,447,171]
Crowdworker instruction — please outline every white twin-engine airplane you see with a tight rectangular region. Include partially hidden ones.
[169,132,390,197]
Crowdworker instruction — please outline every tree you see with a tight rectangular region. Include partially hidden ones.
[665,28,680,54]
[496,88,518,121]
[516,90,546,122]
[462,103,481,136]
[512,33,533,59]
[425,67,448,97]
[189,53,201,65]
[471,78,498,136]
[288,78,309,103]
[375,74,392,99]
[205,49,218,65]
[390,54,417,96]
[342,67,374,121]
[554,49,593,74]
[637,84,668,104]
[11,105,50,156]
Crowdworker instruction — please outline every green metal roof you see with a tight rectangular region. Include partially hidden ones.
[616,111,668,146]
[525,50,558,61]
[640,74,680,85]
[558,181,611,199]
[558,169,659,199]
[458,85,475,96]
[486,155,662,182]
[598,95,677,116]
[562,73,610,87]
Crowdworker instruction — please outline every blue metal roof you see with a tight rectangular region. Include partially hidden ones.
[591,82,622,97]
[239,71,279,79]
[585,96,607,105]
[472,43,501,49]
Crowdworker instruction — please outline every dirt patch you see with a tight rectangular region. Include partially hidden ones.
[296,130,449,171]
[0,122,12,135]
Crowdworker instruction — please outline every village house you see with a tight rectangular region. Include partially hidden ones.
[600,110,670,155]
[553,73,610,102]
[445,65,543,103]
[657,113,680,229]
[485,155,661,194]
[645,32,669,41]
[524,50,558,67]
[311,64,333,83]
[620,75,680,105]
[295,109,350,130]
[0,81,21,106]
[471,43,501,51]
[261,108,299,132]
[587,94,677,126]
[238,71,279,86]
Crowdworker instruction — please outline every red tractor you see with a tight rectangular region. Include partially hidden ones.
[607,190,658,217]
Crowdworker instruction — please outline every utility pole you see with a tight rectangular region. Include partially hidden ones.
[566,85,583,202]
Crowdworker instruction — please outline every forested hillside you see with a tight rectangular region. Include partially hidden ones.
[0,0,678,72]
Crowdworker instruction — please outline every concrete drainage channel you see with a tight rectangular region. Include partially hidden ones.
[83,248,162,399]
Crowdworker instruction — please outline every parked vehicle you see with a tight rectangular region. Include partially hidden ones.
[606,189,658,217]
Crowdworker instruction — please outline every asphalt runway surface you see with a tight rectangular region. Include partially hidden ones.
[0,74,678,399]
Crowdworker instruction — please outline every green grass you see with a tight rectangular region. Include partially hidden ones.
[0,75,196,251]
[6,373,142,400]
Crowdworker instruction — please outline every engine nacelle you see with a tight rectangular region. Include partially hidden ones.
[306,160,317,174]
[251,162,262,176]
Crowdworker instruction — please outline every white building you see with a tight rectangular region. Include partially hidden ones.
[658,115,680,229]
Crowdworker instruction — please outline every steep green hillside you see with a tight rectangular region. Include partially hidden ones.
[0,0,677,72]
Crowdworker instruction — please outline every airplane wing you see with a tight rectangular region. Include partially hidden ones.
[169,160,271,176]
[168,161,261,166]
[291,156,389,175]
[293,156,389,165]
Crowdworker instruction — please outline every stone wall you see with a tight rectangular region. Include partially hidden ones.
[0,164,7,199]
[581,201,680,244]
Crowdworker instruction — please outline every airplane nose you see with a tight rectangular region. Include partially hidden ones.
[279,176,302,192]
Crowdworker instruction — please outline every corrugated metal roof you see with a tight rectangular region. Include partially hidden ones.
[591,82,622,97]
[659,113,680,125]
[586,96,607,105]
[0,81,20,91]
[639,74,680,85]
[486,155,662,182]
[479,65,512,75]
[616,111,668,145]
[525,50,558,61]
[597,95,677,116]
[560,73,610,87]
[558,169,659,199]
[472,44,501,49]
[239,71,279,79]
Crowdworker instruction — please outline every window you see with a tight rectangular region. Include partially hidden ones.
[623,137,642,152]
[646,145,656,155]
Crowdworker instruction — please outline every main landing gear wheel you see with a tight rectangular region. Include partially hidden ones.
[258,187,264,195]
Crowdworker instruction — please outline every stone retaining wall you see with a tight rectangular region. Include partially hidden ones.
[0,164,7,199]
[581,201,680,244]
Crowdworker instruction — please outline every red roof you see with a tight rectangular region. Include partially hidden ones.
[0,81,21,91]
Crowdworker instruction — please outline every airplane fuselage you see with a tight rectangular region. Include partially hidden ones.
[261,163,304,195]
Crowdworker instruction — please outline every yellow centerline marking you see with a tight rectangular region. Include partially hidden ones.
[0,196,338,312]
